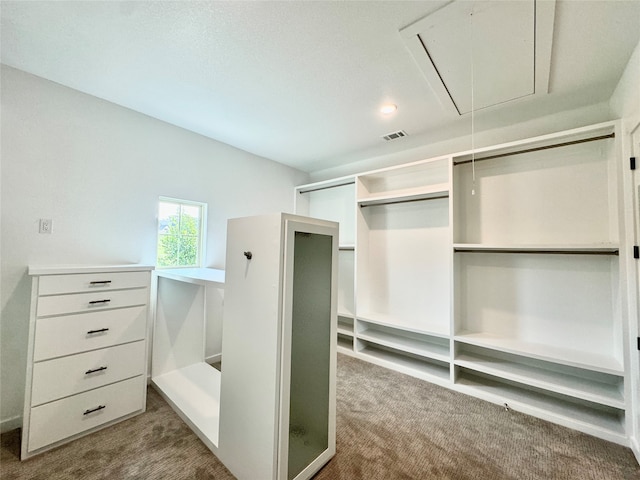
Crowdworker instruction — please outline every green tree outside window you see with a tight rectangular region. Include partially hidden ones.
[157,200,204,268]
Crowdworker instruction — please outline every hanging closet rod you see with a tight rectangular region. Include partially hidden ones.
[360,194,449,208]
[453,133,615,166]
[454,249,619,256]
[298,180,355,194]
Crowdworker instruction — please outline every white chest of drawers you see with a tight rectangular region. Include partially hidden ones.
[21,264,154,459]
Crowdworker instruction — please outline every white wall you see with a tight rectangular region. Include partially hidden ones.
[0,65,308,430]
[610,38,640,124]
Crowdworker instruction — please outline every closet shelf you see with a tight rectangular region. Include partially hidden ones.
[339,245,355,251]
[357,183,449,207]
[359,342,450,381]
[337,328,354,337]
[337,335,355,352]
[456,371,626,441]
[455,332,624,375]
[358,328,449,363]
[155,268,225,286]
[453,244,619,255]
[358,313,450,339]
[152,362,221,448]
[454,353,624,408]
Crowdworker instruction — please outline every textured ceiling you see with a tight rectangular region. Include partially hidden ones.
[1,1,639,173]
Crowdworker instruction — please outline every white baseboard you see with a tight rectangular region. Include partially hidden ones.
[632,437,640,466]
[1,415,22,434]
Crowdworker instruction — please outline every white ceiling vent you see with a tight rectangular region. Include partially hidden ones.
[400,0,555,116]
[382,130,408,141]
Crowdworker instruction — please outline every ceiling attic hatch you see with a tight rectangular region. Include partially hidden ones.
[401,0,555,116]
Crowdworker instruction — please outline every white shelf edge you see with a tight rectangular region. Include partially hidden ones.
[454,355,624,409]
[357,183,449,207]
[337,327,354,337]
[357,344,450,382]
[337,345,357,356]
[451,121,616,165]
[296,175,357,194]
[337,339,355,353]
[358,329,450,363]
[357,314,450,339]
[151,362,221,449]
[28,264,155,276]
[337,311,355,319]
[155,268,225,286]
[455,372,626,442]
[454,332,624,376]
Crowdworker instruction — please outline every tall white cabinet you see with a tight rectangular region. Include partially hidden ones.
[296,120,635,446]
[218,213,338,480]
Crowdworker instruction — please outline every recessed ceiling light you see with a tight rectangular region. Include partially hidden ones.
[380,104,397,115]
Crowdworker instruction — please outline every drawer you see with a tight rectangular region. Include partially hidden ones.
[27,375,145,453]
[34,305,147,361]
[37,288,148,317]
[38,271,150,295]
[31,341,146,406]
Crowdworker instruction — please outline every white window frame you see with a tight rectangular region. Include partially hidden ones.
[156,196,207,269]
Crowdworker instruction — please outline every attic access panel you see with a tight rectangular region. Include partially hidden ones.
[401,0,555,116]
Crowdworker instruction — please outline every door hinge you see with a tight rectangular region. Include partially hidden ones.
[634,246,639,259]
[637,337,640,351]
[631,157,636,170]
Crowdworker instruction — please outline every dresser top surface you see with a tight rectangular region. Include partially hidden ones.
[28,264,155,276]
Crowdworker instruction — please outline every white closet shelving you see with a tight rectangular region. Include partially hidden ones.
[354,157,452,383]
[295,120,632,446]
[296,177,357,355]
[151,268,225,453]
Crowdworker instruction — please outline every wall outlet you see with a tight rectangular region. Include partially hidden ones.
[39,219,52,234]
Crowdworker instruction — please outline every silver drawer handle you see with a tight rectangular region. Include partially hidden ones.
[86,328,109,335]
[89,280,112,285]
[85,366,107,375]
[83,405,106,415]
[88,299,111,305]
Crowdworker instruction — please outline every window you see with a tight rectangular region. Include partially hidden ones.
[157,197,206,268]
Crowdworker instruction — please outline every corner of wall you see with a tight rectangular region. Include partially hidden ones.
[610,38,640,123]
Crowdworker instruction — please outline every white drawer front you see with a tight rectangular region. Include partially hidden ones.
[31,341,146,406]
[27,375,145,453]
[37,288,148,317]
[38,271,150,295]
[34,306,147,361]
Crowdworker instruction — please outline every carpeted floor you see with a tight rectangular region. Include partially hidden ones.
[2,354,639,479]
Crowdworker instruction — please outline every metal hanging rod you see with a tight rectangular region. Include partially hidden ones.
[298,180,355,194]
[360,194,448,208]
[453,133,615,166]
[454,248,619,256]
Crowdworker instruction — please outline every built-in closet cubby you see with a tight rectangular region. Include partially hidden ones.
[296,179,357,354]
[296,120,633,446]
[355,158,452,382]
[451,122,626,443]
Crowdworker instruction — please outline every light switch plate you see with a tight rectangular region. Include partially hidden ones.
[39,219,52,234]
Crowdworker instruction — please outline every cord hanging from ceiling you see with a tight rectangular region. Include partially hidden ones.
[470,4,476,196]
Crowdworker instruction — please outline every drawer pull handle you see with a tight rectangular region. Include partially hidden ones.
[83,405,106,415]
[89,280,112,285]
[88,299,111,305]
[85,366,108,375]
[86,328,109,335]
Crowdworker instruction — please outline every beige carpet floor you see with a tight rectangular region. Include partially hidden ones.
[2,354,639,479]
